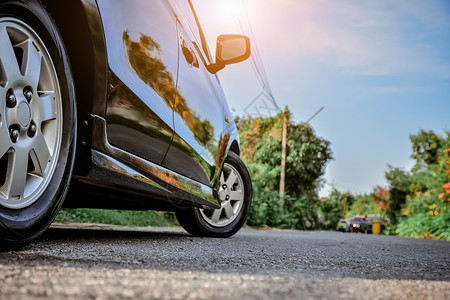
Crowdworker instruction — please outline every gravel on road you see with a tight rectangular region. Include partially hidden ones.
[0,223,449,299]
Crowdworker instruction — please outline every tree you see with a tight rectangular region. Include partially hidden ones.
[394,130,450,239]
[385,166,410,225]
[339,192,357,216]
[410,129,444,170]
[318,188,344,229]
[236,108,333,229]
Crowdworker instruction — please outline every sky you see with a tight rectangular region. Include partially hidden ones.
[193,0,450,197]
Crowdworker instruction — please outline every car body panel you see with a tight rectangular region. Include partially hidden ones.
[97,0,177,165]
[41,0,109,174]
[161,1,226,186]
[37,0,243,210]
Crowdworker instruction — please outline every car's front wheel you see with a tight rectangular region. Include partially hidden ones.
[0,0,76,247]
[175,152,252,238]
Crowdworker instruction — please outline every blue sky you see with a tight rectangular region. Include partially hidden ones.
[194,0,450,196]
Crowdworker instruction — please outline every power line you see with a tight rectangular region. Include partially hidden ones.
[306,106,325,124]
[232,0,281,113]
[243,0,273,98]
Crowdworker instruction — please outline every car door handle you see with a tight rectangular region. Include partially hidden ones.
[181,39,199,68]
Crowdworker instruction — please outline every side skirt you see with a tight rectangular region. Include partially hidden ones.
[79,115,220,209]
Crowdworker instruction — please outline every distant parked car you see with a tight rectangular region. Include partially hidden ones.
[360,216,389,234]
[348,216,365,233]
[336,219,349,232]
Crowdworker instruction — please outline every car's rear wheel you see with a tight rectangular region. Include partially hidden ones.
[175,152,252,238]
[0,0,76,248]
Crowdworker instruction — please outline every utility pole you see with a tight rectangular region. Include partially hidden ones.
[279,106,324,207]
[279,106,288,207]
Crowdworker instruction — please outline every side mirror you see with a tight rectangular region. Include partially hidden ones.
[207,34,251,74]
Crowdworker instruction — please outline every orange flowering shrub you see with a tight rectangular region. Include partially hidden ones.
[394,130,449,240]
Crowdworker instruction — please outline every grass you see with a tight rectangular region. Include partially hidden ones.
[55,208,178,227]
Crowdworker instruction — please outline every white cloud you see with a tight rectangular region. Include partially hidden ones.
[277,0,450,77]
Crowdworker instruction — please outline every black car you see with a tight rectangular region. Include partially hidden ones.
[0,0,252,246]
[348,216,364,233]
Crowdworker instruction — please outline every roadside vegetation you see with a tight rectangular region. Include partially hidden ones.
[55,209,175,227]
[56,108,449,240]
[235,109,332,229]
[319,129,450,240]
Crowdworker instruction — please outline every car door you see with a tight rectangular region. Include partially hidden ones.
[96,0,178,165]
[161,0,226,187]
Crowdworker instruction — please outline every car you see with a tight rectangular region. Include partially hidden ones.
[348,216,364,233]
[360,216,389,234]
[336,219,348,232]
[0,0,253,247]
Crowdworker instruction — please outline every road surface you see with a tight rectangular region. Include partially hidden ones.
[0,223,449,299]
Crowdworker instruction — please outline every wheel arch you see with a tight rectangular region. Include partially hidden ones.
[229,139,240,156]
[41,0,108,175]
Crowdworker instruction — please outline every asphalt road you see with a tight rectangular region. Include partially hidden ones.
[1,223,449,299]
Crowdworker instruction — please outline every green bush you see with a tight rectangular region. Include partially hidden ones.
[396,212,450,240]
[247,190,282,228]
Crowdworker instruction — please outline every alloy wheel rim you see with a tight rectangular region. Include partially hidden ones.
[200,163,244,227]
[0,18,62,209]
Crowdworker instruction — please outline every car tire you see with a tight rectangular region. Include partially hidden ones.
[0,0,76,248]
[175,152,252,238]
